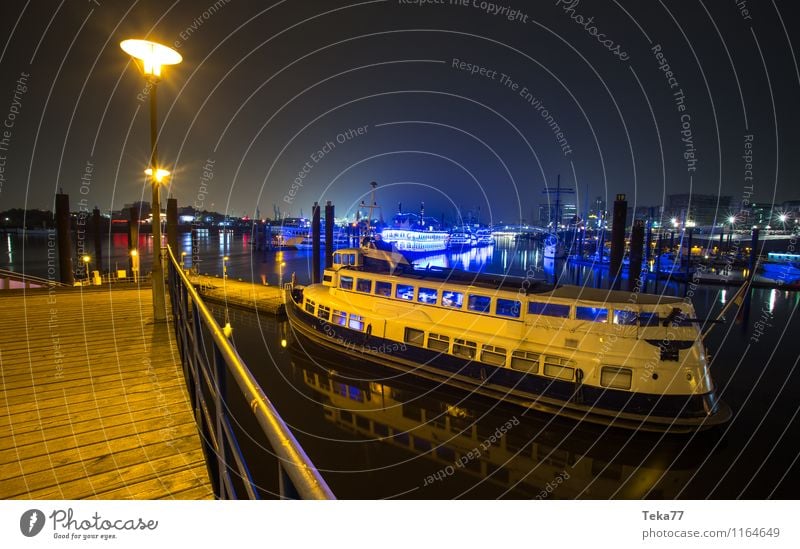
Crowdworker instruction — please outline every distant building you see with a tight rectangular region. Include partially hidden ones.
[666,194,732,226]
[538,202,577,227]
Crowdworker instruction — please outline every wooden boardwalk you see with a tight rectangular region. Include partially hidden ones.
[191,274,285,315]
[0,287,214,499]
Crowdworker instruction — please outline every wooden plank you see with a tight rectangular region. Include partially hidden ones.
[0,287,212,499]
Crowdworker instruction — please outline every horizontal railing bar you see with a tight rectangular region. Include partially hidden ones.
[166,246,335,500]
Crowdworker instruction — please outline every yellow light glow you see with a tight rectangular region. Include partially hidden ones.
[223,256,229,261]
[82,255,90,263]
[280,339,287,348]
[120,39,182,77]
[145,168,171,183]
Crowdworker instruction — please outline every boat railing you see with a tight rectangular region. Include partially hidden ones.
[165,245,335,500]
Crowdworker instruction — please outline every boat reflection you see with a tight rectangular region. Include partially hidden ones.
[285,340,712,499]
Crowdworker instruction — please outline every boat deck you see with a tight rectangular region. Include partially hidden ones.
[0,287,214,499]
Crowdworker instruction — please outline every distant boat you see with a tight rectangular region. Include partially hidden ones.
[475,228,494,246]
[448,227,474,249]
[543,234,566,260]
[380,228,449,256]
[761,252,800,283]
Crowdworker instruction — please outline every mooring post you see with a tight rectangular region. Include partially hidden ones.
[92,207,103,275]
[167,197,178,256]
[609,193,627,290]
[749,228,759,277]
[312,202,321,284]
[55,193,75,285]
[324,201,334,269]
[654,232,663,294]
[686,227,693,281]
[628,220,644,292]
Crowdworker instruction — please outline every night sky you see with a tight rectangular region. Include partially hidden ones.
[0,0,798,225]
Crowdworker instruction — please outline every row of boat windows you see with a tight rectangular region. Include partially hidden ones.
[338,275,687,325]
[403,327,633,390]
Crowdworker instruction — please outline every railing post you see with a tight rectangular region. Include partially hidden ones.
[214,344,228,498]
[278,463,300,500]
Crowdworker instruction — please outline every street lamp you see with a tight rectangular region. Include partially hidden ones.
[180,251,187,270]
[121,38,182,322]
[130,249,140,283]
[223,256,229,281]
[82,255,91,284]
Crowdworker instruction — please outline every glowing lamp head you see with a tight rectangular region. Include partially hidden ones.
[779,214,788,223]
[120,39,182,78]
[130,250,138,257]
[145,168,170,183]
[82,255,90,263]
[728,216,736,224]
[223,256,229,261]
[671,218,678,227]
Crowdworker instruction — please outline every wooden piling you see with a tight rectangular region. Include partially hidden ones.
[312,202,321,284]
[55,193,75,286]
[167,197,178,255]
[325,201,334,269]
[609,194,627,290]
[628,220,644,292]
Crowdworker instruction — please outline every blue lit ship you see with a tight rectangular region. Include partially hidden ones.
[378,203,449,257]
[285,247,731,432]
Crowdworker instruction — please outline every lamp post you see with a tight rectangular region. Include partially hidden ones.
[181,251,187,270]
[131,249,140,283]
[82,255,91,284]
[120,39,182,322]
[223,256,229,281]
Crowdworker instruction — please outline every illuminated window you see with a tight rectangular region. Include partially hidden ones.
[528,302,570,318]
[543,355,575,380]
[417,287,438,304]
[339,276,353,290]
[467,294,491,313]
[442,290,463,308]
[575,306,607,322]
[496,298,521,318]
[348,314,364,331]
[332,309,347,326]
[395,284,415,301]
[356,278,372,293]
[375,281,392,296]
[317,305,330,321]
[613,309,638,325]
[305,299,315,314]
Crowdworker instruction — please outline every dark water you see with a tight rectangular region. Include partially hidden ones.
[4,232,799,498]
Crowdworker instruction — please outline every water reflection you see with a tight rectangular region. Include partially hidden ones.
[283,341,710,499]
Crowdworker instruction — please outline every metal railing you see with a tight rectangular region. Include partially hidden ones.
[0,268,67,289]
[165,246,335,500]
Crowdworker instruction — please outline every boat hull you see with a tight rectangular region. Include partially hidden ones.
[285,291,730,433]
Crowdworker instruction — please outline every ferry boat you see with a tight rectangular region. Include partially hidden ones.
[475,227,494,246]
[448,227,475,249]
[380,228,450,256]
[284,247,731,432]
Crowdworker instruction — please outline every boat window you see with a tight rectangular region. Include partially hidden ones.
[543,355,575,380]
[639,312,659,326]
[305,299,315,314]
[467,294,491,313]
[481,345,507,366]
[375,281,392,296]
[427,333,450,352]
[348,314,365,331]
[317,305,330,321]
[323,274,332,283]
[575,306,608,323]
[332,309,347,326]
[613,309,638,325]
[333,253,341,264]
[404,327,425,346]
[340,276,353,290]
[395,284,415,301]
[528,302,571,318]
[600,366,632,390]
[417,287,438,304]
[510,351,539,373]
[496,298,521,318]
[356,278,373,293]
[453,338,477,359]
[442,290,463,308]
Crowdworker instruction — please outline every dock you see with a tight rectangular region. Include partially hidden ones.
[0,287,214,499]
[190,274,285,315]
